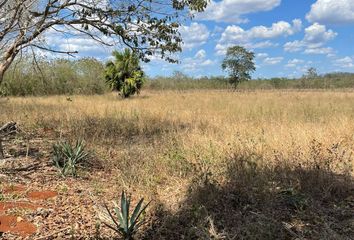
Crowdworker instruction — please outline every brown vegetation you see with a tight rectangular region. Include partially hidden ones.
[0,90,353,239]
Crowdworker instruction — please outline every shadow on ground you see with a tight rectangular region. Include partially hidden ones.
[143,154,354,240]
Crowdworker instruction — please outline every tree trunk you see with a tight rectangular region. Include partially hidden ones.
[0,48,19,86]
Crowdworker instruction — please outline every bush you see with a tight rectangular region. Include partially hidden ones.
[2,56,107,96]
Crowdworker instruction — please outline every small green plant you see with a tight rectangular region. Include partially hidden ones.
[52,139,88,177]
[101,191,150,240]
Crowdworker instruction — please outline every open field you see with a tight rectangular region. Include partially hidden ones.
[0,90,353,239]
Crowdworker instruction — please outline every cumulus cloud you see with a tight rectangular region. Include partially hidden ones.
[41,28,115,59]
[179,23,210,50]
[285,59,305,68]
[304,47,333,55]
[303,23,337,45]
[180,49,215,72]
[196,0,281,23]
[333,56,354,68]
[215,41,277,55]
[256,53,269,59]
[195,49,207,59]
[263,57,283,65]
[306,0,354,24]
[220,19,302,43]
[284,23,337,54]
[216,19,301,55]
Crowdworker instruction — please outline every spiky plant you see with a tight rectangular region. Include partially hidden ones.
[52,139,88,177]
[101,191,150,240]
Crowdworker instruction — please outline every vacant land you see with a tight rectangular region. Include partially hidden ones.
[0,90,353,239]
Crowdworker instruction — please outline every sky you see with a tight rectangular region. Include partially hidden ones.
[47,0,354,78]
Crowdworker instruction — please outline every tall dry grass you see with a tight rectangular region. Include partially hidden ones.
[1,90,353,239]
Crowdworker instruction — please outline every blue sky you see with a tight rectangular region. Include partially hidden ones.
[48,0,354,78]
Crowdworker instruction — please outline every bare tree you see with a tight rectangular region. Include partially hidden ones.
[0,0,207,83]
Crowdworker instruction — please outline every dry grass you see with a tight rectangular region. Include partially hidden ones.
[1,90,353,239]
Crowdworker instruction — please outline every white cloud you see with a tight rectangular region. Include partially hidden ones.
[215,41,276,55]
[256,53,269,59]
[333,57,354,68]
[306,0,354,24]
[195,49,206,59]
[284,23,337,54]
[285,59,305,68]
[180,49,214,72]
[179,23,210,50]
[303,23,337,45]
[220,19,302,43]
[200,59,214,66]
[196,0,281,23]
[263,57,283,65]
[283,40,303,52]
[304,47,334,55]
[216,19,300,55]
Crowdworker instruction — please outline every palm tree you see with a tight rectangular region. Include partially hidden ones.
[105,49,145,98]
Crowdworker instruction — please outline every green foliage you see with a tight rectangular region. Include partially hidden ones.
[105,49,145,98]
[102,191,150,240]
[222,46,256,89]
[2,56,107,96]
[280,188,308,211]
[52,140,89,177]
[145,75,229,90]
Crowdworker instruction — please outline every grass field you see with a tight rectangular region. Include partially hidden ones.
[0,90,353,239]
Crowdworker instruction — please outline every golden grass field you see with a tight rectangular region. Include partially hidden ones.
[1,90,353,239]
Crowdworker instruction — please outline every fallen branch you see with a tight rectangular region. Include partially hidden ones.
[0,121,17,159]
[34,226,71,240]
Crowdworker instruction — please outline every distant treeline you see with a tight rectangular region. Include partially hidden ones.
[146,71,354,90]
[1,57,354,96]
[1,57,107,96]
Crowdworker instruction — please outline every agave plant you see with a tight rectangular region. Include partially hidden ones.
[52,139,88,177]
[101,191,150,240]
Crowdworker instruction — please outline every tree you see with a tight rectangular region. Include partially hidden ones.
[105,49,145,98]
[221,46,256,89]
[304,67,318,79]
[0,0,208,84]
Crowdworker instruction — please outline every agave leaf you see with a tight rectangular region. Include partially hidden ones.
[103,222,122,235]
[128,200,150,232]
[129,198,144,228]
[120,192,128,232]
[121,191,130,233]
[115,206,125,228]
[104,203,120,229]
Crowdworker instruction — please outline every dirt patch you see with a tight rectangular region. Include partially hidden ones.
[27,190,58,200]
[0,215,37,237]
[2,185,26,194]
[0,202,41,212]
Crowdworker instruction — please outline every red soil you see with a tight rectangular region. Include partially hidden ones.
[0,184,58,237]
[0,215,37,237]
[27,190,58,200]
[0,202,41,212]
[2,185,27,194]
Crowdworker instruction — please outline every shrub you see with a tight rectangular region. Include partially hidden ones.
[99,191,150,240]
[52,139,89,177]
